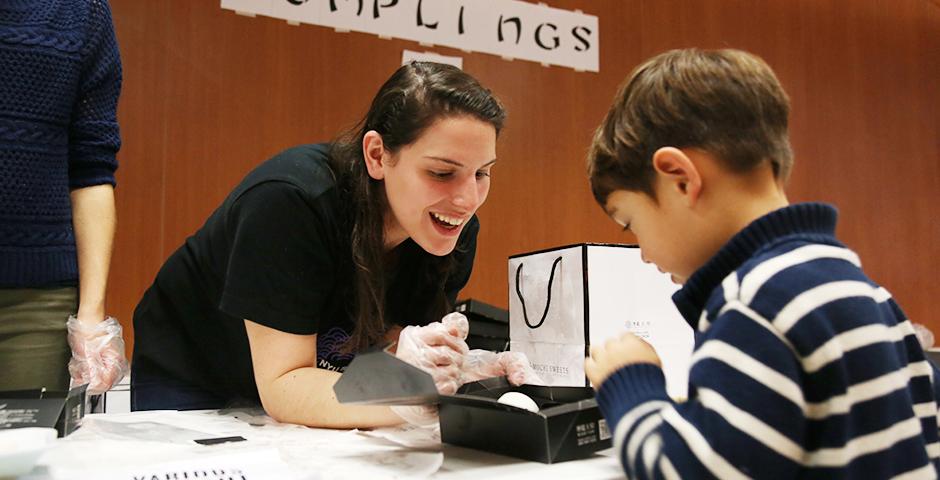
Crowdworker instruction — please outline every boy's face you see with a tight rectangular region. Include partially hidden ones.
[602,147,789,286]
[604,188,706,285]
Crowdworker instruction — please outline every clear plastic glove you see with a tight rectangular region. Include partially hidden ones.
[66,316,129,394]
[438,312,540,386]
[461,350,542,386]
[390,312,543,428]
[390,404,439,428]
[391,313,470,428]
[395,312,470,396]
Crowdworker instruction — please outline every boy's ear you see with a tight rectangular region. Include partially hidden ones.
[362,131,387,180]
[652,147,703,205]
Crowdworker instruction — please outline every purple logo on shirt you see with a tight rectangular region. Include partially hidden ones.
[317,326,355,372]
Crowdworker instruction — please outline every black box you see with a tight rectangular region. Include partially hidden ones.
[465,335,509,352]
[439,379,610,463]
[925,349,940,366]
[0,384,87,437]
[334,350,611,463]
[455,298,509,347]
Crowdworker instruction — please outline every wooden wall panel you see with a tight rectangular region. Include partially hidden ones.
[107,1,170,356]
[108,0,940,358]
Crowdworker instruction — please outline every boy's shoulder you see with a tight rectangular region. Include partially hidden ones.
[716,236,873,317]
[698,236,891,356]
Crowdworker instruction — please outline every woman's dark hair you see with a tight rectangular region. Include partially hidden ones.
[329,61,506,351]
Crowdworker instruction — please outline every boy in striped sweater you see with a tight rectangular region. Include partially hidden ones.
[584,48,939,478]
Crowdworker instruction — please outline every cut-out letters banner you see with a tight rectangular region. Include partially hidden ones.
[221,0,599,72]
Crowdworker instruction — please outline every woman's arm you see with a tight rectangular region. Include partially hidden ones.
[244,319,404,429]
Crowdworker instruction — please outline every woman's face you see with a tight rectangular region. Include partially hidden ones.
[374,115,497,256]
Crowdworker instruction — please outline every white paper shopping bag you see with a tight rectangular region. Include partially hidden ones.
[508,244,693,398]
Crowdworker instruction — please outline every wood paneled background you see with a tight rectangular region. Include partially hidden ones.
[107,0,939,356]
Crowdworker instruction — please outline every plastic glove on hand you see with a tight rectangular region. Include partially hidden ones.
[496,351,542,386]
[67,316,129,394]
[440,311,470,341]
[395,313,470,395]
[390,404,439,428]
[461,350,542,386]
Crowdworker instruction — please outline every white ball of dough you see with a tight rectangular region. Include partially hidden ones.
[497,391,539,413]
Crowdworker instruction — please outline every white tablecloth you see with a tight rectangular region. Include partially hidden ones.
[18,409,623,479]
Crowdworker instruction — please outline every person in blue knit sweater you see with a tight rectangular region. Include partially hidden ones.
[0,0,128,394]
[583,48,939,478]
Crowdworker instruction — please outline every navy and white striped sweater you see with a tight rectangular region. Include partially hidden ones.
[595,203,939,479]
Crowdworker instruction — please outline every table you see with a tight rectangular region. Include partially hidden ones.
[18,409,624,479]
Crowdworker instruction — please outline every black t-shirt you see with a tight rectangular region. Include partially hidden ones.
[132,144,478,403]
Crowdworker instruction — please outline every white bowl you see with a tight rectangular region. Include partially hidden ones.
[0,427,57,477]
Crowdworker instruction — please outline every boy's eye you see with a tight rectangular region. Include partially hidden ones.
[429,170,454,179]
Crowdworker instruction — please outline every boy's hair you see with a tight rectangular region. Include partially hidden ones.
[587,48,793,204]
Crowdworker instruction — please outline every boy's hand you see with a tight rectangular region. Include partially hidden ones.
[585,333,662,390]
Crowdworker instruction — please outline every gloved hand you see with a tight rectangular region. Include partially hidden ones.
[390,404,439,428]
[461,350,542,386]
[66,315,129,395]
[390,312,544,427]
[394,312,470,396]
[390,313,470,428]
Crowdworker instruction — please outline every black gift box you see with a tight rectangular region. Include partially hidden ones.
[333,350,611,463]
[925,349,940,368]
[439,379,611,463]
[455,298,510,352]
[0,384,87,437]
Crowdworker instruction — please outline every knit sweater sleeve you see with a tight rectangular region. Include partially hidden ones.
[68,0,121,189]
[595,304,806,479]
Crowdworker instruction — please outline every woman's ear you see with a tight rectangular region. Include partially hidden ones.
[652,147,703,206]
[362,131,387,180]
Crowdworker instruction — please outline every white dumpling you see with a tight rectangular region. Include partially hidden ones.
[497,391,539,413]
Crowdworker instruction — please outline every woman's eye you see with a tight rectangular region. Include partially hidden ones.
[429,170,453,179]
[476,170,491,179]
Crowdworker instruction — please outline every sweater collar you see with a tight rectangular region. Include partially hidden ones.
[671,202,839,328]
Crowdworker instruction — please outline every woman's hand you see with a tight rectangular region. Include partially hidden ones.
[395,313,470,395]
[460,350,541,386]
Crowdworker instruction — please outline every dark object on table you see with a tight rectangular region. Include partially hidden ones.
[0,384,87,437]
[455,298,509,352]
[334,350,610,463]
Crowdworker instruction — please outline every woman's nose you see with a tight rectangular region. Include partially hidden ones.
[452,176,479,210]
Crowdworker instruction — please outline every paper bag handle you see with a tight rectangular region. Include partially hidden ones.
[514,256,563,329]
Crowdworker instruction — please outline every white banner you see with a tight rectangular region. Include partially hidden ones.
[221,0,599,72]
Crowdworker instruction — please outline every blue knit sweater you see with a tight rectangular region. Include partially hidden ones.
[595,203,940,478]
[0,0,121,288]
